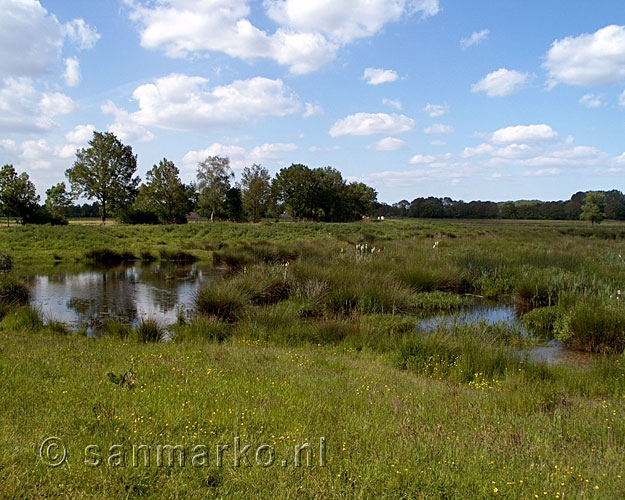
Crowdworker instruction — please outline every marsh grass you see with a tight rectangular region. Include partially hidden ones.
[158,249,197,263]
[0,251,12,271]
[84,248,135,265]
[172,316,229,342]
[0,274,29,306]
[196,282,249,321]
[134,317,166,343]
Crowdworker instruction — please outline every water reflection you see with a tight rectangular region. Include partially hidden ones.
[417,304,596,367]
[28,263,218,332]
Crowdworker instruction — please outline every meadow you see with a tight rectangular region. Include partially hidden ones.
[1,219,625,498]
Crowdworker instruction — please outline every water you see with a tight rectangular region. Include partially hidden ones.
[28,262,219,333]
[417,304,596,367]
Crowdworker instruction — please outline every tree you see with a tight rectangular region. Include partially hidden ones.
[196,156,233,222]
[272,164,318,220]
[65,132,140,224]
[580,191,605,225]
[241,164,272,221]
[0,164,39,226]
[135,158,194,224]
[45,183,73,222]
[224,187,244,221]
[344,182,377,220]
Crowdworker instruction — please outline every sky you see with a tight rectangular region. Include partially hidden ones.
[1,0,625,204]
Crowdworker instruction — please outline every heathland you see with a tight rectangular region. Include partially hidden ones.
[1,219,625,498]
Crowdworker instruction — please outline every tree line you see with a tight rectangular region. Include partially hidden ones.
[376,190,624,224]
[0,131,377,225]
[1,131,621,226]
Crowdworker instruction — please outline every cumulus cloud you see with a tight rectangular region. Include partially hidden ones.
[409,154,436,164]
[105,74,299,133]
[65,124,95,144]
[101,101,155,143]
[471,68,531,97]
[460,29,489,50]
[491,124,558,144]
[544,25,625,87]
[329,113,415,137]
[182,142,298,172]
[0,0,99,78]
[0,77,76,133]
[63,18,100,49]
[63,57,81,87]
[363,68,398,85]
[579,93,605,109]
[462,143,495,158]
[424,103,448,117]
[125,0,439,74]
[424,124,454,135]
[367,137,406,151]
[303,103,323,118]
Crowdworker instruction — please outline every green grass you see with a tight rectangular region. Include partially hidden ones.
[3,219,625,497]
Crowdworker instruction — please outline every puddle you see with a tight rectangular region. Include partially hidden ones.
[417,304,597,367]
[27,262,219,334]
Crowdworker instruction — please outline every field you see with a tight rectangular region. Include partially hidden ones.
[1,219,625,498]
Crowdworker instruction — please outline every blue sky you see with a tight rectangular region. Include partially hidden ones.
[1,0,625,204]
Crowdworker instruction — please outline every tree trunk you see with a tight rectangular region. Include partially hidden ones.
[101,202,106,226]
[210,210,214,223]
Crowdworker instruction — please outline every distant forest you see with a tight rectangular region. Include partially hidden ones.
[375,190,625,221]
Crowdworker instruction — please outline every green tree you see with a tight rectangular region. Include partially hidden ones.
[580,191,605,225]
[196,156,233,222]
[45,183,73,222]
[272,164,318,220]
[65,132,140,224]
[241,164,272,221]
[135,158,194,224]
[224,186,244,221]
[0,164,39,226]
[344,182,377,220]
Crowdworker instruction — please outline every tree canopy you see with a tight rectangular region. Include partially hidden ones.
[196,156,234,222]
[0,164,39,225]
[65,132,140,224]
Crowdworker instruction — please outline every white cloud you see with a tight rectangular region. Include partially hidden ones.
[63,18,100,49]
[266,0,439,43]
[579,93,605,109]
[619,90,625,107]
[330,113,415,137]
[182,141,298,173]
[101,101,155,143]
[491,124,559,144]
[471,68,531,97]
[367,137,406,151]
[460,29,489,50]
[383,98,402,110]
[39,92,76,117]
[63,57,81,87]
[544,25,625,87]
[106,74,299,133]
[0,1,99,78]
[423,103,448,117]
[462,143,495,158]
[410,154,436,164]
[126,0,438,74]
[249,142,298,163]
[363,67,398,85]
[309,145,341,153]
[0,77,76,133]
[424,124,454,135]
[303,103,323,118]
[65,124,95,144]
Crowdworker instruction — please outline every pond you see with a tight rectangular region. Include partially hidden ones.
[27,263,219,334]
[417,303,597,367]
